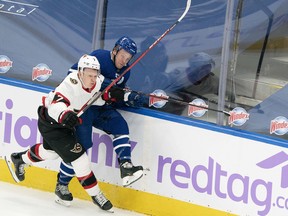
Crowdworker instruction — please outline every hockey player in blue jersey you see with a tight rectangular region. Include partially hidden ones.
[55,36,147,206]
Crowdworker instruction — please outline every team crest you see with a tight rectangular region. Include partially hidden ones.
[188,98,208,117]
[32,63,52,82]
[70,77,78,84]
[228,107,249,126]
[149,89,168,108]
[70,143,82,153]
[0,55,13,74]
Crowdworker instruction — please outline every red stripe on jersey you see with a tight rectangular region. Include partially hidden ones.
[77,171,98,189]
[77,171,94,181]
[83,181,97,190]
[28,143,43,162]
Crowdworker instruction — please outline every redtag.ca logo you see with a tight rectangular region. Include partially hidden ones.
[156,151,288,216]
[257,151,288,188]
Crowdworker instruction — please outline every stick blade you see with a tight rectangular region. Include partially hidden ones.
[4,155,20,183]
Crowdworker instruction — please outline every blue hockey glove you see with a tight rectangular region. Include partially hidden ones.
[125,91,148,108]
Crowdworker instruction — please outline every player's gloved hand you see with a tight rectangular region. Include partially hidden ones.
[124,91,148,108]
[102,87,125,103]
[59,110,82,128]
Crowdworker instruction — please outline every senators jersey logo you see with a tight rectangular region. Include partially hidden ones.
[70,78,78,84]
[70,143,83,153]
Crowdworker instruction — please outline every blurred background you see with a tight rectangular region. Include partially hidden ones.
[1,0,288,140]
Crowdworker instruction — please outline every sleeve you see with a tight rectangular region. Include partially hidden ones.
[46,77,74,122]
[47,92,71,122]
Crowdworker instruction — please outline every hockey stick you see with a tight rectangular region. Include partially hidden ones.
[77,0,192,117]
[124,88,230,116]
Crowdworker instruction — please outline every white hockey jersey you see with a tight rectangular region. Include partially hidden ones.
[43,71,105,122]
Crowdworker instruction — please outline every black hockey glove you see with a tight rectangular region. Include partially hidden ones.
[59,110,82,128]
[102,87,125,103]
[125,91,148,108]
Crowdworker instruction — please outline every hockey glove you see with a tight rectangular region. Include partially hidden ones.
[125,91,148,108]
[102,87,125,103]
[59,110,82,128]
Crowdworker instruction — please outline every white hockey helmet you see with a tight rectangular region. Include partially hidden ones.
[78,54,100,72]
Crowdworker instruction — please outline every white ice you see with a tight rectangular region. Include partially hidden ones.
[0,181,146,216]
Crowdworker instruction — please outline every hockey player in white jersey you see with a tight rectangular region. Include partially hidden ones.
[55,36,147,206]
[5,54,115,212]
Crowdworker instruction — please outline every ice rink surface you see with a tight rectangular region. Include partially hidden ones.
[0,181,146,216]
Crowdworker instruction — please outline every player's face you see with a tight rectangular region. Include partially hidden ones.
[113,49,132,69]
[81,68,99,88]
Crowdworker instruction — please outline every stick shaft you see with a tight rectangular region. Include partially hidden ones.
[138,90,230,116]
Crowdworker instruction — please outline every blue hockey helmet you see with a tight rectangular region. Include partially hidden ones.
[186,52,215,83]
[114,36,137,56]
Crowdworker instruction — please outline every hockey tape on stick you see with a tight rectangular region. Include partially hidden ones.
[77,0,192,117]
